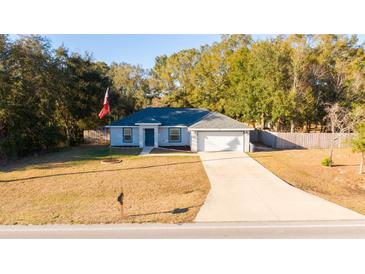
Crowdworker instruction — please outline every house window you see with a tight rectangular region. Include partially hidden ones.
[123,128,133,143]
[168,128,181,143]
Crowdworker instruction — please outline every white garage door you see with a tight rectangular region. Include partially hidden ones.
[197,131,244,152]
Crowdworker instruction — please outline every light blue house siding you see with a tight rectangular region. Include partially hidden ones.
[110,127,139,146]
[158,127,190,146]
[110,126,191,147]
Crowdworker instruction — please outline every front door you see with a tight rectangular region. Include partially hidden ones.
[144,128,154,146]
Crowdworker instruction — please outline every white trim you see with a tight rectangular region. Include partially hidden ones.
[244,131,250,152]
[168,127,182,143]
[190,131,198,152]
[188,128,254,132]
[122,127,133,143]
[159,125,188,128]
[135,123,161,126]
[108,125,187,128]
[138,125,159,148]
[106,125,138,128]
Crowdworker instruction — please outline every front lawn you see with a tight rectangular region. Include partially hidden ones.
[0,145,210,224]
[250,148,365,215]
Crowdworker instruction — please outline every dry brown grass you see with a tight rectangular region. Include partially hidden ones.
[0,145,210,224]
[250,148,365,215]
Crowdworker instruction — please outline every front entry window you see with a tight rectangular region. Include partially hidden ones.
[123,128,132,143]
[168,128,181,142]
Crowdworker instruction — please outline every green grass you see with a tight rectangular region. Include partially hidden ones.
[80,147,141,160]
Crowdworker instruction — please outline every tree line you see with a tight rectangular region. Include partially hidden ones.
[0,35,150,160]
[1,34,365,160]
[152,34,365,133]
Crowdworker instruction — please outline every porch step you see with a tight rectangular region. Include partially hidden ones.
[139,147,153,155]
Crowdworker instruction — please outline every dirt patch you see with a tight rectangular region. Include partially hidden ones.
[151,148,194,154]
[159,146,191,151]
[0,146,210,224]
[249,148,365,215]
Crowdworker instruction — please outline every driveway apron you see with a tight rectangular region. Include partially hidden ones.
[195,152,364,222]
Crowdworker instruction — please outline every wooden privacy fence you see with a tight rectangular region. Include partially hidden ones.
[83,128,110,144]
[251,130,355,149]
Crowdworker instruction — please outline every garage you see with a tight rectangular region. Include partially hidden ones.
[188,111,253,152]
[197,131,244,152]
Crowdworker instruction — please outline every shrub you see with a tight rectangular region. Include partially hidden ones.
[321,157,333,167]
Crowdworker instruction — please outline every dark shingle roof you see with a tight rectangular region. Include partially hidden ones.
[111,107,210,127]
[189,112,252,129]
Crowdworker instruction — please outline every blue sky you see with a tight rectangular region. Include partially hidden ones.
[45,34,223,68]
[43,34,277,68]
[10,34,365,69]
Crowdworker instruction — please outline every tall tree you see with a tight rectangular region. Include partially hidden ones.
[108,62,150,117]
[151,49,200,107]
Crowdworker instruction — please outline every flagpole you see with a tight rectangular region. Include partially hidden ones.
[109,113,112,160]
[99,86,112,161]
[109,88,112,160]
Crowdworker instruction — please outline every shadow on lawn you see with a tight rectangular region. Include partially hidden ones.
[128,204,203,218]
[0,155,247,183]
[331,164,359,167]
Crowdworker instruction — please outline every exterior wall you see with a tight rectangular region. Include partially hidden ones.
[190,131,198,152]
[111,126,189,148]
[249,129,259,143]
[110,127,139,146]
[244,131,250,152]
[158,127,190,147]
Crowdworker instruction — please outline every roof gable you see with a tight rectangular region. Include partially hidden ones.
[188,112,252,129]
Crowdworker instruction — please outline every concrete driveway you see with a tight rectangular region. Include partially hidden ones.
[195,152,365,222]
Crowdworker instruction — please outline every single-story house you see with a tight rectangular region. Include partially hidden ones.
[108,107,253,152]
